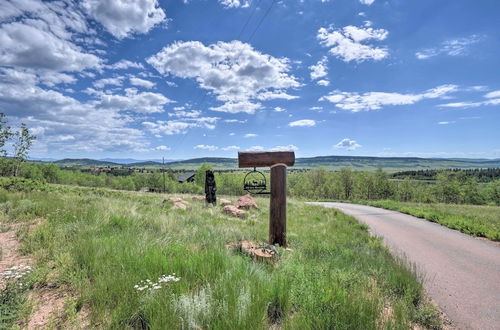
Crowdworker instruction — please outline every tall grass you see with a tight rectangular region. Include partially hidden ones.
[362,200,500,241]
[1,186,441,329]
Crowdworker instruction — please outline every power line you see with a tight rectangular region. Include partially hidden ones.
[237,0,262,40]
[246,0,277,43]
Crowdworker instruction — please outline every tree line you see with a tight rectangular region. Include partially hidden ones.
[392,168,500,182]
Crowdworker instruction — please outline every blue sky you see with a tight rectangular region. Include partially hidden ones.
[1,0,499,160]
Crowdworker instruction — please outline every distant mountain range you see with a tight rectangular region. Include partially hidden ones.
[38,156,500,172]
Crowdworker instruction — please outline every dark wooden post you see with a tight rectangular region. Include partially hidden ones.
[270,164,287,246]
[238,151,295,248]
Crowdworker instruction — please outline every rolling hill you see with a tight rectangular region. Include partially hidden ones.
[46,156,500,172]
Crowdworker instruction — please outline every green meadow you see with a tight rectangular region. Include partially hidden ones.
[1,186,441,329]
[361,200,500,241]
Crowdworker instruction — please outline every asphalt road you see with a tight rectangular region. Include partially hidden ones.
[309,202,500,330]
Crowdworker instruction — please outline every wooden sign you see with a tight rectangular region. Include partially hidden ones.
[238,151,295,248]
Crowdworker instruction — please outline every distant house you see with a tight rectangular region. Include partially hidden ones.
[177,172,196,183]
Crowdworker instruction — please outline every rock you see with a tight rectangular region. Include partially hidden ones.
[192,196,205,201]
[219,198,232,206]
[168,197,185,203]
[236,194,258,209]
[172,202,187,210]
[238,240,277,259]
[223,205,246,218]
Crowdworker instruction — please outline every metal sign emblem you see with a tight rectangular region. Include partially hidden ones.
[243,167,269,194]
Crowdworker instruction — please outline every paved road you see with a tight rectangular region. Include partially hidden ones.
[309,202,500,330]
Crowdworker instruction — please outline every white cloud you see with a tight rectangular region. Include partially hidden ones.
[317,79,330,86]
[247,145,264,151]
[360,0,375,5]
[96,88,172,113]
[309,106,323,111]
[270,144,298,151]
[334,138,361,150]
[438,90,500,108]
[0,73,149,153]
[210,101,262,114]
[244,133,258,138]
[0,21,102,72]
[82,0,166,39]
[155,145,170,150]
[416,35,481,59]
[106,59,144,70]
[439,98,500,108]
[93,77,124,88]
[317,25,388,62]
[274,107,286,112]
[320,84,458,112]
[289,119,316,127]
[194,144,218,151]
[218,0,250,8]
[484,90,500,99]
[147,40,300,114]
[309,56,328,80]
[130,77,155,89]
[142,117,219,136]
[221,145,240,151]
[168,109,202,118]
[224,119,247,123]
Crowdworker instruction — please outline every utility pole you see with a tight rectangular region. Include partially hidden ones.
[162,157,166,193]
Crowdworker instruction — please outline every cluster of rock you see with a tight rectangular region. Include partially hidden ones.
[165,197,188,210]
[164,194,258,218]
[222,194,258,218]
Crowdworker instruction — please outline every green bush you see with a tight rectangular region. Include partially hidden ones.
[0,177,47,192]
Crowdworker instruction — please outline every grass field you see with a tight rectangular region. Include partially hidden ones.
[0,186,441,329]
[361,200,500,241]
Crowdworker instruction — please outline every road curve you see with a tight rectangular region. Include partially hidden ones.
[308,202,500,330]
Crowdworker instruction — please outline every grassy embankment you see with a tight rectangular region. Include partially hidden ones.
[361,200,500,241]
[1,185,441,329]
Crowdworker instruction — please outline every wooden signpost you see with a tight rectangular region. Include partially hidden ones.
[238,151,295,248]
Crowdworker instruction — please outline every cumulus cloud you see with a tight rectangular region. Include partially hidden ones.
[0,21,101,72]
[288,119,316,127]
[360,0,375,5]
[147,40,300,114]
[309,56,328,80]
[194,144,218,151]
[107,60,144,70]
[274,107,286,112]
[82,0,166,39]
[130,77,155,88]
[317,79,330,86]
[320,84,458,112]
[416,35,481,59]
[96,88,172,113]
[93,77,124,88]
[0,74,149,153]
[244,133,258,138]
[142,117,219,136]
[334,138,361,150]
[317,24,388,62]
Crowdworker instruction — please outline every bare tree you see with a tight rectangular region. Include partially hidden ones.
[13,123,36,177]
